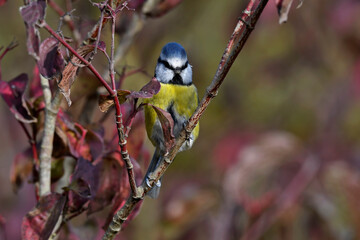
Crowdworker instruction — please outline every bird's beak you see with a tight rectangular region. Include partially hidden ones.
[174,68,181,74]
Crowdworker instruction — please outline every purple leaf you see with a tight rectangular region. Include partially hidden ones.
[128,77,161,99]
[67,158,96,212]
[68,178,92,199]
[0,73,37,123]
[88,155,124,215]
[20,1,46,26]
[20,1,46,59]
[38,37,65,79]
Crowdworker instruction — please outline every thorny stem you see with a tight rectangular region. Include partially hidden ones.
[47,0,81,46]
[109,10,141,198]
[102,0,269,239]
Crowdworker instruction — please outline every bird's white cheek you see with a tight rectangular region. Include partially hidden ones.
[181,65,193,85]
[156,64,174,83]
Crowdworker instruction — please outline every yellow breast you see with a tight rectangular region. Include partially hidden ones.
[143,83,200,148]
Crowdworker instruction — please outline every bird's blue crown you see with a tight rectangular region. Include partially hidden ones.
[160,42,187,61]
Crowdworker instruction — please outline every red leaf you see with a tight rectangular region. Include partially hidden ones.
[21,193,62,240]
[38,37,65,79]
[128,77,161,99]
[0,73,37,123]
[143,0,184,17]
[10,148,33,193]
[56,111,104,161]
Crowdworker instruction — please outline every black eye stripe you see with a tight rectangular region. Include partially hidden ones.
[158,58,188,71]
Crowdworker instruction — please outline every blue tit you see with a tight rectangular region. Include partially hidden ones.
[143,42,200,198]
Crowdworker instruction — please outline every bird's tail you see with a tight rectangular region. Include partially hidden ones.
[143,149,162,198]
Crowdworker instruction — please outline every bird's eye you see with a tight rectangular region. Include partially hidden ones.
[158,58,188,72]
[158,58,173,70]
[180,61,188,70]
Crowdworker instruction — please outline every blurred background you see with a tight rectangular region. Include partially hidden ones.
[1,0,360,239]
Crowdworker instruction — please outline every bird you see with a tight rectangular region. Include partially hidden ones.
[143,42,200,198]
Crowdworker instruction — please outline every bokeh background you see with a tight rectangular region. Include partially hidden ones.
[1,0,360,239]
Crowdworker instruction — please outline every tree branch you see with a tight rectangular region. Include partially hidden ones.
[39,76,62,197]
[102,0,269,239]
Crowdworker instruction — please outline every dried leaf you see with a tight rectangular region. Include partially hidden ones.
[98,89,131,112]
[57,45,96,106]
[128,77,161,99]
[0,73,37,123]
[38,37,65,79]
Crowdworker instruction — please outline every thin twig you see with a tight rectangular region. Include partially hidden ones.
[101,0,269,239]
[47,0,81,46]
[40,21,114,95]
